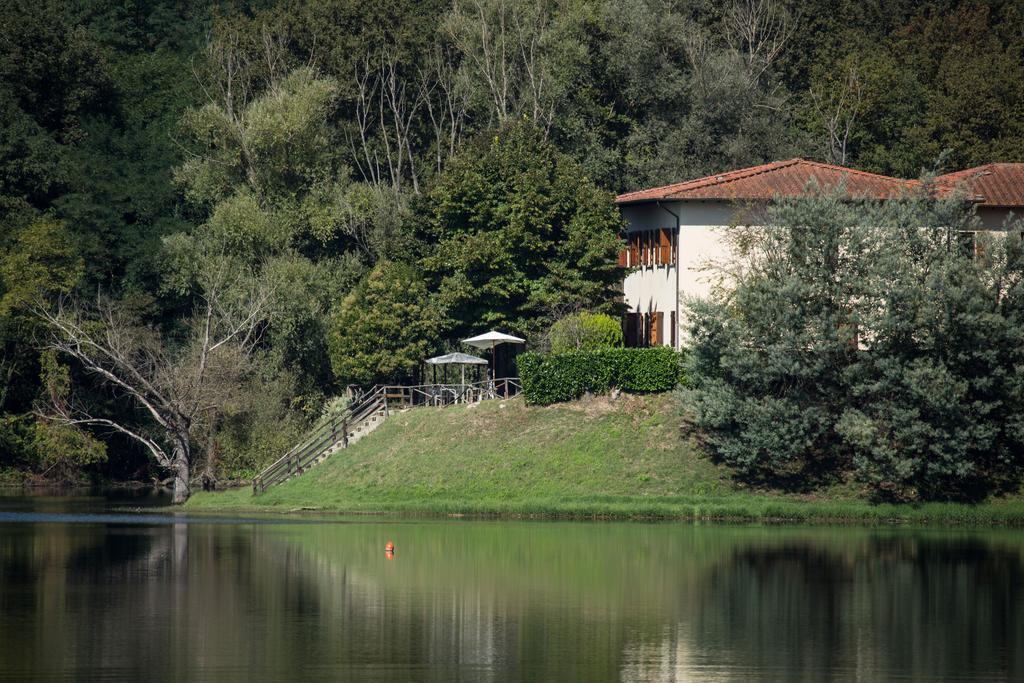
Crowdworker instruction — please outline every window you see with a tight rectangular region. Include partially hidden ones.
[618,229,677,268]
[957,231,976,258]
[623,311,666,347]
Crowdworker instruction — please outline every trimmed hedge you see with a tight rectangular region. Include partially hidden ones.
[519,347,683,405]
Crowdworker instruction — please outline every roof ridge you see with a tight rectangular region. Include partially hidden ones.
[677,158,803,192]
[936,164,995,180]
[615,159,799,201]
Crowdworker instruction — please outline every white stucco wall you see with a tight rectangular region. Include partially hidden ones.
[620,201,748,347]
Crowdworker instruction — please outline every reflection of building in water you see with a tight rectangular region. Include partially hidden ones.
[619,624,706,683]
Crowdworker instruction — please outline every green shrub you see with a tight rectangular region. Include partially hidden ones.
[548,312,624,353]
[519,347,682,404]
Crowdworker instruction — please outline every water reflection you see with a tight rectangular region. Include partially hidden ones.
[0,501,1021,681]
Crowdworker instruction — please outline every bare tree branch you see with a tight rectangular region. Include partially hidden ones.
[811,63,865,165]
[724,0,793,86]
[34,278,272,504]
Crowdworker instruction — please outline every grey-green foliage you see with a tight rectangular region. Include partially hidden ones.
[166,65,365,473]
[170,65,360,371]
[686,187,1024,501]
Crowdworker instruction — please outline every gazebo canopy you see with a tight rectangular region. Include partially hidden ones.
[461,330,525,349]
[425,352,488,365]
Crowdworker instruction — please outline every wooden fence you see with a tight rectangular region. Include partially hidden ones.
[375,378,522,408]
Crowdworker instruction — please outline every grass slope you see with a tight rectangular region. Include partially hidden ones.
[186,394,1024,526]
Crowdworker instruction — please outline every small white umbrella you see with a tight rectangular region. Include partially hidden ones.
[462,331,525,379]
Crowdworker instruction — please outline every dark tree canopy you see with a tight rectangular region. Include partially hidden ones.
[2,0,1023,494]
[423,121,624,340]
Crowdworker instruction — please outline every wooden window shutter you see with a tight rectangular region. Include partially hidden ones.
[624,313,639,347]
[659,229,671,265]
[629,233,639,266]
[653,312,664,346]
[617,246,628,267]
[670,310,676,348]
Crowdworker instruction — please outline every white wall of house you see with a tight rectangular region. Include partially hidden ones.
[620,201,745,347]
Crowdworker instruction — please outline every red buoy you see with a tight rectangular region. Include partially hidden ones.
[384,541,395,553]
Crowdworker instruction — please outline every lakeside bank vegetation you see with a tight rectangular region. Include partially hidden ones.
[185,393,1024,526]
[2,0,1024,505]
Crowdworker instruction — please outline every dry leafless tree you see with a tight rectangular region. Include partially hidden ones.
[35,263,272,503]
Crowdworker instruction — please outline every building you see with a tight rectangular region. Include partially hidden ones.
[615,159,1024,349]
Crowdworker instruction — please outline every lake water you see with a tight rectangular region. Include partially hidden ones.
[0,493,1021,681]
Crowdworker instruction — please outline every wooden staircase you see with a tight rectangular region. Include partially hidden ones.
[252,386,388,494]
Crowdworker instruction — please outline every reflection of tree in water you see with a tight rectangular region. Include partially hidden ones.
[0,521,170,677]
[0,520,634,680]
[3,521,1024,680]
[255,528,644,682]
[688,536,1024,680]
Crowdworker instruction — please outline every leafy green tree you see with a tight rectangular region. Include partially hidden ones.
[327,261,439,386]
[589,0,800,190]
[422,121,623,340]
[0,218,84,473]
[686,187,1024,500]
[171,63,358,396]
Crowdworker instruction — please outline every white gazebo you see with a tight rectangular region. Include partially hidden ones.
[424,352,488,386]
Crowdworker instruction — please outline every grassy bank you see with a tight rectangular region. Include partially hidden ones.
[186,394,1024,526]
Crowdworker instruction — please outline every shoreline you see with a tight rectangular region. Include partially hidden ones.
[183,491,1024,528]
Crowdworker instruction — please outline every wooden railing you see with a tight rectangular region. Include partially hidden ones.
[252,386,387,494]
[252,378,521,494]
[376,377,522,408]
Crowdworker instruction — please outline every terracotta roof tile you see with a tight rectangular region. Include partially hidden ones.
[933,164,1024,207]
[616,158,917,205]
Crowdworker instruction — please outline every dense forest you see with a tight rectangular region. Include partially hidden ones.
[2,0,1023,492]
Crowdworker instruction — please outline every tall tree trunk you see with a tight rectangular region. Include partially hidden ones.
[171,438,191,504]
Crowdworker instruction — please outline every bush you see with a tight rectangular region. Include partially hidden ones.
[519,347,682,405]
[548,312,624,353]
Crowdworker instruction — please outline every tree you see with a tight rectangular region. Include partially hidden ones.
[327,261,439,386]
[422,120,623,340]
[443,0,587,132]
[839,214,1024,500]
[686,186,1024,500]
[173,58,360,402]
[36,262,271,503]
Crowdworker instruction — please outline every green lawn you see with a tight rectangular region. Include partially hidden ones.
[186,393,1024,526]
